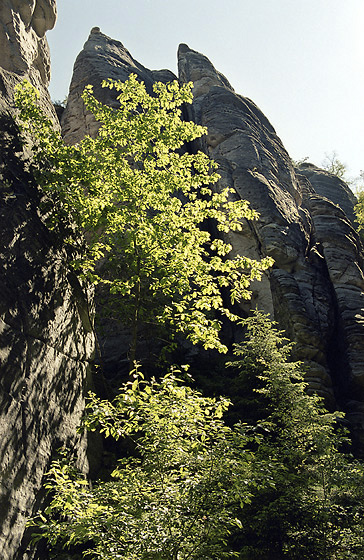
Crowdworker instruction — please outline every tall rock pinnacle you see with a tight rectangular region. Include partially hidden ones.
[60,31,364,450]
[176,43,364,441]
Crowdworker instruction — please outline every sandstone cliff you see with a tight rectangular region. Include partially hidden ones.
[61,27,176,145]
[61,30,364,444]
[0,3,94,559]
[2,13,364,559]
[176,44,364,429]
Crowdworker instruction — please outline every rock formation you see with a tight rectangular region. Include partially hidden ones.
[62,31,364,443]
[177,43,364,441]
[298,162,358,224]
[0,3,95,559]
[61,28,176,145]
[0,0,57,119]
[1,12,364,558]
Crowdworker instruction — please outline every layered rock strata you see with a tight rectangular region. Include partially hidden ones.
[298,162,358,225]
[0,3,95,558]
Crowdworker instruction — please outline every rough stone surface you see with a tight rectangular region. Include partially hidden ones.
[297,162,358,224]
[177,44,334,401]
[177,44,364,429]
[302,189,364,446]
[0,161,94,560]
[61,29,176,145]
[0,0,57,121]
[0,4,95,559]
[61,33,364,443]
[0,123,94,560]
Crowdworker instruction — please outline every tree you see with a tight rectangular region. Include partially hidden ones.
[321,151,348,180]
[321,151,364,194]
[29,368,257,560]
[27,313,364,559]
[228,311,364,559]
[15,77,272,366]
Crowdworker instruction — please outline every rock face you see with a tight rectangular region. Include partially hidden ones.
[62,31,364,446]
[297,162,358,224]
[61,28,176,145]
[0,0,57,119]
[0,3,95,559]
[177,44,364,439]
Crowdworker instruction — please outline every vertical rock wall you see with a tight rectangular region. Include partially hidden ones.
[61,30,364,447]
[177,43,364,440]
[0,3,95,558]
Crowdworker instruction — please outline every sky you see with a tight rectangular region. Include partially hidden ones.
[47,0,364,180]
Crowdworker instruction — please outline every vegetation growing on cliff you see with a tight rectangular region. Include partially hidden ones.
[15,77,272,364]
[15,77,364,560]
[29,313,364,560]
[354,171,364,235]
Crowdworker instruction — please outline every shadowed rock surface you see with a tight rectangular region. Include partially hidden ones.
[0,3,95,558]
[62,31,364,441]
[177,43,364,442]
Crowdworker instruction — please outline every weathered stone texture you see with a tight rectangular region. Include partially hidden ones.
[61,29,176,145]
[177,43,364,415]
[298,162,358,224]
[0,0,57,120]
[0,4,95,559]
[302,191,364,446]
[0,118,94,559]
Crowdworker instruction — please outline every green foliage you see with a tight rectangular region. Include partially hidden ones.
[28,313,364,559]
[321,151,348,180]
[229,311,364,559]
[30,368,257,560]
[15,77,272,359]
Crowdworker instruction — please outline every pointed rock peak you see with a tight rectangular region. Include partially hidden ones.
[178,43,196,56]
[177,43,234,96]
[85,27,126,50]
[82,29,136,67]
[62,29,176,145]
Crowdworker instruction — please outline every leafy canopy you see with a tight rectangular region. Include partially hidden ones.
[30,368,256,560]
[228,311,364,560]
[15,76,273,356]
[29,313,364,560]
